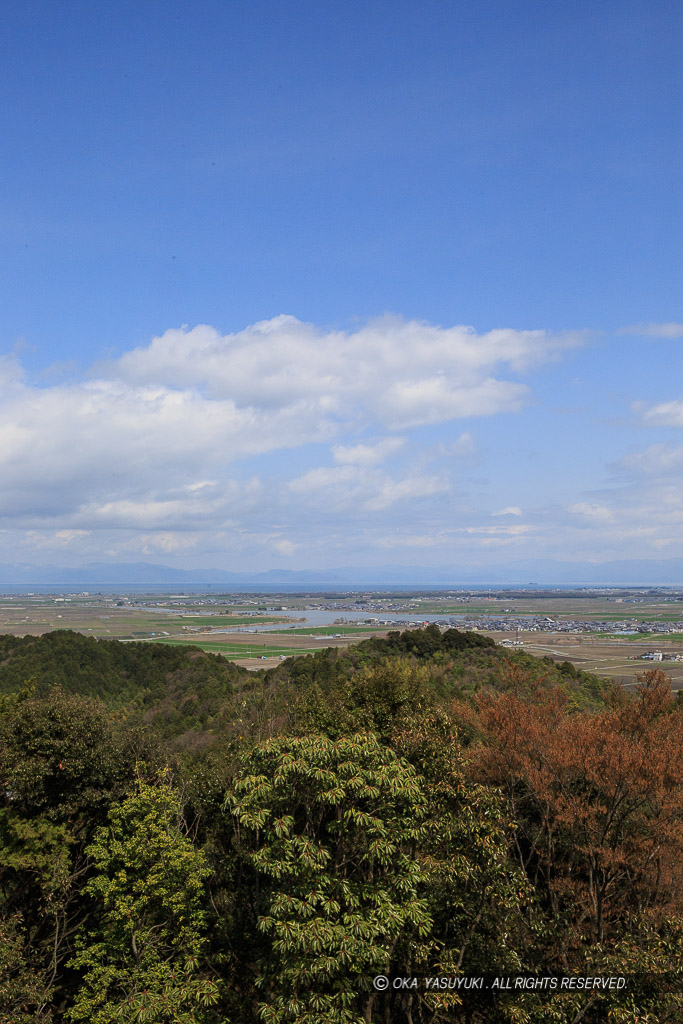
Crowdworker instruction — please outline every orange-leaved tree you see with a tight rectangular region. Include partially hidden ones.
[454,668,683,961]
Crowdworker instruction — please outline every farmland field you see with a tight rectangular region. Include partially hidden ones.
[0,598,288,639]
[500,633,683,690]
[145,635,320,658]
[142,628,378,665]
[1,588,683,679]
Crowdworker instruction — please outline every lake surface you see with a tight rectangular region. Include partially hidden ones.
[231,610,467,632]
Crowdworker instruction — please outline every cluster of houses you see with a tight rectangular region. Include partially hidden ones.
[430,613,683,636]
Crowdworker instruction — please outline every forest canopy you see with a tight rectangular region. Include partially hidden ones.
[0,627,681,1023]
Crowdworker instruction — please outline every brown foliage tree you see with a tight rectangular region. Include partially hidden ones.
[454,668,683,959]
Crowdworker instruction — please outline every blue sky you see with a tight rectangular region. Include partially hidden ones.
[0,1,681,570]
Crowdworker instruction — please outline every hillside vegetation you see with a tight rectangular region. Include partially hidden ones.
[0,626,680,1023]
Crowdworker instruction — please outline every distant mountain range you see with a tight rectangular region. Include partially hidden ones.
[2,558,683,587]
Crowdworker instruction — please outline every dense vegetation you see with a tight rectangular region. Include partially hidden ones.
[0,626,680,1022]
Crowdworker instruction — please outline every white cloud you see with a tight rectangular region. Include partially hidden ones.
[288,464,360,496]
[364,475,447,512]
[0,314,591,565]
[332,437,404,466]
[0,315,577,535]
[272,538,298,557]
[492,506,522,517]
[374,376,529,428]
[289,462,448,512]
[617,443,683,476]
[636,400,683,427]
[619,322,683,339]
[105,314,581,429]
[552,442,683,558]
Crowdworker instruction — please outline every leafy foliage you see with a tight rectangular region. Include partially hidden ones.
[67,774,223,1023]
[0,913,53,1023]
[228,728,531,1023]
[0,689,136,1013]
[0,630,242,741]
[229,733,431,1023]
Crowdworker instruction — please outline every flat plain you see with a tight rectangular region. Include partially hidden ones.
[1,588,683,682]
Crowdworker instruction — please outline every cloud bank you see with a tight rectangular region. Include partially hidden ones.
[4,312,683,568]
[107,315,580,427]
[0,312,637,568]
[0,315,574,530]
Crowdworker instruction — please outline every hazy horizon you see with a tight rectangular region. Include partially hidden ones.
[4,555,683,592]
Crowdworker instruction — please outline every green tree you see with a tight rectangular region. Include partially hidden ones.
[228,730,529,1024]
[294,657,431,740]
[67,773,223,1024]
[0,913,52,1023]
[229,733,432,1024]
[393,711,530,958]
[0,689,132,1012]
